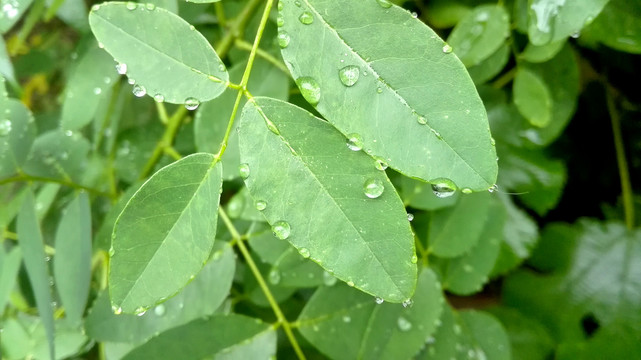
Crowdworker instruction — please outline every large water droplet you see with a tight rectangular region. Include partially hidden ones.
[272,221,291,240]
[296,77,321,106]
[0,119,11,136]
[346,133,363,151]
[299,11,314,24]
[430,178,457,198]
[132,84,146,97]
[376,0,393,8]
[442,44,453,53]
[364,178,384,199]
[397,316,412,331]
[126,2,137,10]
[115,63,127,75]
[268,269,281,284]
[184,97,200,110]
[239,163,250,179]
[255,200,267,211]
[299,248,310,258]
[338,65,360,87]
[375,297,384,304]
[277,30,290,48]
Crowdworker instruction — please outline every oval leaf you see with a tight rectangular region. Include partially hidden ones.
[110,153,222,313]
[0,99,36,178]
[528,0,610,46]
[513,67,553,128]
[89,2,228,104]
[279,0,497,191]
[238,97,416,302]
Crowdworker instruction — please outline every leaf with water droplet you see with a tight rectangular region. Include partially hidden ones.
[298,269,444,359]
[279,0,497,191]
[446,4,510,67]
[427,192,491,257]
[89,3,228,104]
[0,98,36,179]
[528,0,610,46]
[110,153,222,313]
[239,97,416,302]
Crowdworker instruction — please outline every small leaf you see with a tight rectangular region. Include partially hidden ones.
[238,97,416,302]
[298,269,444,360]
[121,314,276,359]
[447,4,510,67]
[110,153,222,313]
[89,2,229,104]
[527,0,610,45]
[520,39,566,63]
[513,67,553,128]
[0,246,22,313]
[17,190,55,360]
[53,192,92,326]
[0,99,36,178]
[279,0,497,191]
[468,42,510,84]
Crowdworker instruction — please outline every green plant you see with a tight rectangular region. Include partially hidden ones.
[1,0,640,358]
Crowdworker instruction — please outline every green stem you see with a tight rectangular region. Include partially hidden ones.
[9,0,46,55]
[218,208,306,360]
[214,0,265,57]
[139,107,188,179]
[607,88,635,229]
[214,2,227,28]
[0,175,114,199]
[491,67,516,89]
[234,38,290,75]
[155,101,169,124]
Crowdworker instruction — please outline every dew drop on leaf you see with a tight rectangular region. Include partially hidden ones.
[342,315,351,323]
[417,116,427,125]
[268,269,281,284]
[397,316,412,331]
[461,188,473,194]
[442,44,453,53]
[364,178,384,199]
[154,94,164,102]
[278,1,283,11]
[255,200,267,211]
[402,298,414,308]
[145,3,156,10]
[407,213,414,221]
[108,246,115,257]
[184,97,200,110]
[347,280,355,287]
[299,11,314,24]
[296,76,321,106]
[154,304,166,316]
[112,306,123,315]
[338,65,360,87]
[430,178,457,198]
[294,0,301,7]
[323,271,337,286]
[277,15,284,27]
[115,63,127,75]
[272,221,291,240]
[374,157,388,171]
[132,84,146,97]
[238,163,250,179]
[277,30,290,48]
[125,2,137,10]
[376,0,393,9]
[488,184,498,193]
[410,254,418,263]
[299,248,310,258]
[0,119,11,136]
[346,133,364,151]
[411,12,418,18]
[375,297,384,304]
[93,87,102,95]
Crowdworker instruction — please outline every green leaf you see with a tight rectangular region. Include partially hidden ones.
[226,187,267,222]
[298,269,444,360]
[53,192,92,326]
[0,0,34,34]
[581,0,641,54]
[17,190,55,360]
[528,223,578,273]
[194,58,289,180]
[1,40,17,82]
[447,4,510,67]
[527,0,610,45]
[513,67,553,128]
[0,183,28,228]
[22,130,90,183]
[279,0,498,191]
[110,153,222,313]
[468,42,510,85]
[89,2,228,105]
[86,242,235,344]
[0,246,22,314]
[426,192,491,258]
[0,99,36,178]
[433,197,504,295]
[238,97,416,302]
[60,42,119,131]
[520,39,566,63]
[488,307,555,360]
[121,314,275,360]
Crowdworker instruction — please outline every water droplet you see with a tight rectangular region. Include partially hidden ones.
[272,221,291,240]
[417,116,427,125]
[115,62,130,76]
[402,298,414,308]
[490,137,496,146]
[342,315,351,323]
[255,200,267,211]
[91,4,100,11]
[98,42,104,49]
[146,3,156,10]
[277,15,284,27]
[430,178,457,198]
[64,130,73,137]
[184,97,200,110]
[0,119,11,136]
[411,12,418,18]
[154,94,164,102]
[374,157,388,171]
[108,246,115,257]
[376,87,383,94]
[238,163,250,179]
[112,306,123,315]
[128,78,135,85]
[488,184,498,193]
[299,11,314,24]
[461,188,473,194]
[277,30,290,48]
[294,0,301,6]
[218,63,225,72]
[407,213,414,221]
[375,297,384,304]
[278,1,283,11]
[442,44,453,53]
[346,133,363,151]
[364,178,384,199]
[571,31,580,39]
[347,280,355,287]
[136,309,147,317]
[397,316,412,331]
[93,87,102,95]
[126,2,137,10]
[268,269,281,284]
[296,77,321,106]
[154,304,165,316]
[431,128,443,140]
[323,271,337,286]
[132,84,146,97]
[299,247,310,258]
[376,0,393,8]
[338,65,360,87]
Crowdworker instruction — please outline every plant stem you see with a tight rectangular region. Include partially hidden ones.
[607,88,635,229]
[214,0,264,57]
[139,106,188,179]
[234,38,290,75]
[214,2,227,28]
[218,208,307,360]
[491,67,516,89]
[155,101,169,124]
